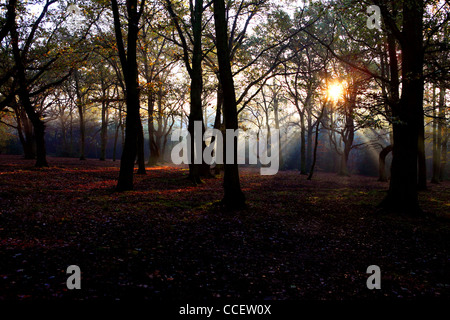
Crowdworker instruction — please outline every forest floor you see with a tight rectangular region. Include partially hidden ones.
[0,155,449,302]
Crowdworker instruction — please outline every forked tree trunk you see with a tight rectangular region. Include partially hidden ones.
[112,0,142,191]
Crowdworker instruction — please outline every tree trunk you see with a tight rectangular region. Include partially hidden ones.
[431,86,440,183]
[378,145,393,182]
[74,70,86,161]
[306,111,313,170]
[136,115,147,174]
[417,107,427,190]
[15,103,36,159]
[213,81,224,175]
[438,82,447,181]
[307,104,326,181]
[299,110,307,174]
[100,98,108,161]
[338,149,350,176]
[380,0,424,215]
[10,11,48,167]
[112,0,142,191]
[213,0,245,209]
[188,0,211,183]
[147,91,160,165]
[273,95,283,171]
[113,102,122,162]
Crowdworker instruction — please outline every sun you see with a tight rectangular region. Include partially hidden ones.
[327,81,345,102]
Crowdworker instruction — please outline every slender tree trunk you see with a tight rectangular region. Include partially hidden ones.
[100,98,108,161]
[306,111,313,170]
[273,95,283,171]
[213,0,245,209]
[307,104,326,181]
[431,86,440,183]
[440,127,448,182]
[10,11,48,167]
[438,82,447,181]
[147,92,159,165]
[417,107,427,189]
[299,110,307,174]
[74,70,86,161]
[136,115,147,174]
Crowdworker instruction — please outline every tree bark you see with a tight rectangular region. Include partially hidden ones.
[212,80,224,175]
[273,94,283,171]
[380,0,424,215]
[213,0,245,210]
[147,91,160,165]
[99,88,109,161]
[307,103,326,181]
[431,85,440,183]
[378,145,393,182]
[299,110,307,174]
[306,110,313,170]
[10,7,48,167]
[136,115,147,174]
[417,107,427,190]
[112,0,143,191]
[74,70,86,161]
[438,82,447,181]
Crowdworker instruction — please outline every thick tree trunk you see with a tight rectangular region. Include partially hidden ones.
[188,0,211,183]
[213,0,245,209]
[338,148,350,177]
[299,110,307,174]
[113,102,122,162]
[378,145,393,182]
